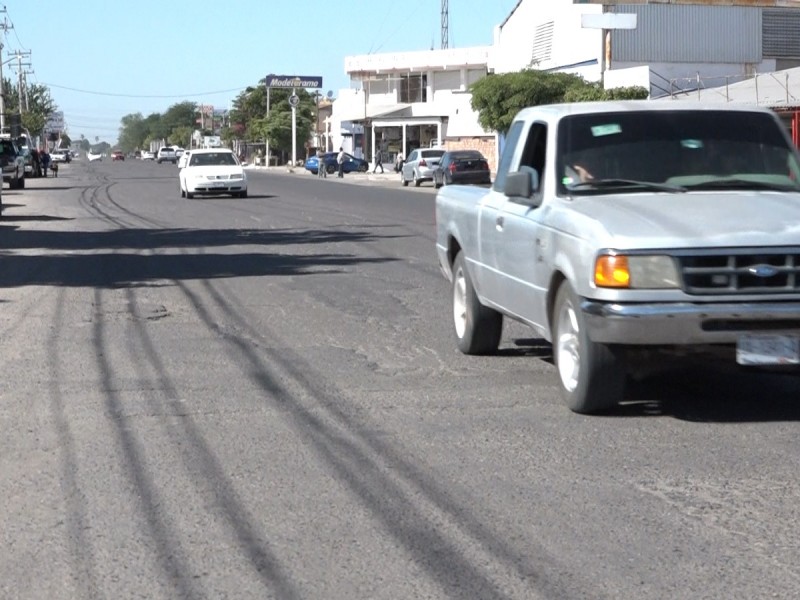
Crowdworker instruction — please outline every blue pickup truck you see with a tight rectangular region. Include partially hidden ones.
[436,101,800,414]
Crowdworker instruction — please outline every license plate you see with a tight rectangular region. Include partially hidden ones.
[210,181,226,188]
[736,333,800,365]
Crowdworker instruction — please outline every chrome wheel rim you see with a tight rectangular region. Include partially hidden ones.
[556,297,581,392]
[453,265,467,339]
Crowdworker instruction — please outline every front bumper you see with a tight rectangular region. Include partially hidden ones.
[189,181,246,194]
[582,300,800,345]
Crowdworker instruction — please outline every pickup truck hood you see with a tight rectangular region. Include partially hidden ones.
[559,190,800,249]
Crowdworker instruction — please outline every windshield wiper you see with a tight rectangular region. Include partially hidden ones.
[566,179,687,194]
[684,178,800,192]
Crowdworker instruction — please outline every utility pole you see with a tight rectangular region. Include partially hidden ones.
[14,51,32,114]
[0,8,10,132]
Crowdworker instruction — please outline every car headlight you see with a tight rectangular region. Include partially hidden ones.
[594,254,679,289]
[230,173,244,180]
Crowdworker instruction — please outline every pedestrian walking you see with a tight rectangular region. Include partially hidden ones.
[336,147,345,178]
[317,149,327,178]
[40,149,51,177]
[373,148,384,174]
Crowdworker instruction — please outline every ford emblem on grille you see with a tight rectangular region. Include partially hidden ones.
[748,264,779,278]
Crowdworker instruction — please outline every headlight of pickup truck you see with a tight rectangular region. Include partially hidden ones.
[594,254,679,289]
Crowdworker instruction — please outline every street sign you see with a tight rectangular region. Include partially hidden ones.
[265,74,323,89]
[288,94,300,107]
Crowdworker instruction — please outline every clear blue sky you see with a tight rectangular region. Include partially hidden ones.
[3,1,519,144]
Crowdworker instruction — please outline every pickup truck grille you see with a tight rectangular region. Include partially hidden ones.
[679,251,800,295]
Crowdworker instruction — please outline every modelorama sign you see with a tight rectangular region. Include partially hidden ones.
[574,0,800,4]
[265,74,323,89]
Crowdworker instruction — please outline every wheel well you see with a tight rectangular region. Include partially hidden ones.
[447,236,462,269]
[546,271,567,333]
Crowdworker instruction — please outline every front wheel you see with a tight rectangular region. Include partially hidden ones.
[452,251,503,355]
[552,283,625,414]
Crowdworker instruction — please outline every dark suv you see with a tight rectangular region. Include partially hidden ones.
[0,137,25,190]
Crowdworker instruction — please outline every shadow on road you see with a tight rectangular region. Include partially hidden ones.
[0,225,400,288]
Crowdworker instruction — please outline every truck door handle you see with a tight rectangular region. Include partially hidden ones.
[495,216,504,230]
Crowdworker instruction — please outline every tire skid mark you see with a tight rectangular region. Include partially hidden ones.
[48,287,104,599]
[173,278,583,600]
[122,287,303,599]
[91,288,206,600]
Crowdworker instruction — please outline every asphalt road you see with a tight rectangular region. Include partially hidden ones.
[2,158,800,600]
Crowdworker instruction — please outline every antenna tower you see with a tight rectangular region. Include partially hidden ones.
[441,0,449,49]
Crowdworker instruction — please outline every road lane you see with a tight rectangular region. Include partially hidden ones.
[2,158,800,599]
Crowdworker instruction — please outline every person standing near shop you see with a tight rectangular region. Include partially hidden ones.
[373,147,384,174]
[336,147,345,178]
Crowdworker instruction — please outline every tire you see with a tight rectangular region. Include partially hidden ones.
[326,164,336,175]
[451,251,503,355]
[552,283,625,414]
[401,171,409,187]
[414,171,422,187]
[238,190,248,198]
[186,191,194,199]
[358,164,368,173]
[180,186,185,198]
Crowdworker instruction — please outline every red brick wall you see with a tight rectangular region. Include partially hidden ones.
[442,136,498,177]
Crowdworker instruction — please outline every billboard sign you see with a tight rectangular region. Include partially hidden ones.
[574,1,800,5]
[265,74,323,89]
[45,110,64,134]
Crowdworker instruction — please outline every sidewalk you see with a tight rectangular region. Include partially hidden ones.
[244,164,401,185]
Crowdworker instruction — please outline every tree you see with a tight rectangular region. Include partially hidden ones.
[168,125,192,148]
[1,79,57,139]
[563,83,649,103]
[162,101,197,132]
[470,70,649,133]
[118,112,149,152]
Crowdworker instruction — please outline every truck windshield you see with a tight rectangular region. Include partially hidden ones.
[557,110,800,195]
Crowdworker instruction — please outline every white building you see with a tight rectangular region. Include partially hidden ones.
[332,46,495,168]
[492,0,800,98]
[332,0,800,171]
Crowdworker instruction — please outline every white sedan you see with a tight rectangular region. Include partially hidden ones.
[178,148,247,198]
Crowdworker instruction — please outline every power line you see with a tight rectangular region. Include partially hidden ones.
[40,82,249,99]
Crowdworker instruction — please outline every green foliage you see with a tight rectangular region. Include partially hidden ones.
[470,70,587,133]
[470,70,650,133]
[168,126,193,148]
[563,83,650,102]
[1,79,57,138]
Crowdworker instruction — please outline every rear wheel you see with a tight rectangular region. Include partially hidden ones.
[552,283,625,414]
[401,171,409,187]
[414,171,422,187]
[452,251,503,355]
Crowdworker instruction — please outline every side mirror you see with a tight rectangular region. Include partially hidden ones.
[504,169,540,206]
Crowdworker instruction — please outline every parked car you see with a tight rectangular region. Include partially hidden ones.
[400,148,445,187]
[0,137,26,189]
[304,152,369,175]
[179,148,247,198]
[141,151,155,161]
[433,150,491,188]
[111,150,125,161]
[51,150,69,163]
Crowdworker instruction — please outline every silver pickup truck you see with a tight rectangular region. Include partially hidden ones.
[435,101,800,414]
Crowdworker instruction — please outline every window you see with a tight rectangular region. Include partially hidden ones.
[492,120,525,192]
[398,73,427,103]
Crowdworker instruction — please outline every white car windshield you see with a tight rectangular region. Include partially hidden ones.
[189,153,237,167]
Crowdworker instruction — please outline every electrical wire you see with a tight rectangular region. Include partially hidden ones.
[41,82,249,99]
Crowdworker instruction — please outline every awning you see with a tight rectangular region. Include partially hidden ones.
[334,103,411,123]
